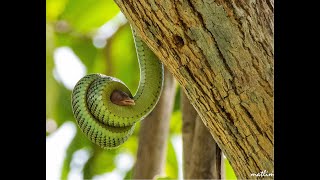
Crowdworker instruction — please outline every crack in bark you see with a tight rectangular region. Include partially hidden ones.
[187,0,206,28]
[240,103,264,135]
[264,0,274,13]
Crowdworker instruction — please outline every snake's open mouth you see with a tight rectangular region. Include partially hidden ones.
[110,90,135,106]
[120,99,135,106]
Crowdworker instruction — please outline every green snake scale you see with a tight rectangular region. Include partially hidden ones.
[71,28,164,149]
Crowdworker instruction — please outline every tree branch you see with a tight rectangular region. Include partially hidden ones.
[182,91,225,179]
[114,0,274,178]
[133,68,176,179]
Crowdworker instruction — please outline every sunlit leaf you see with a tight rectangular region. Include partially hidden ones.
[71,38,98,73]
[119,134,139,156]
[154,176,174,180]
[225,158,237,179]
[47,24,74,130]
[165,140,178,179]
[59,0,120,33]
[169,111,182,134]
[83,148,117,179]
[47,24,77,129]
[173,86,181,112]
[46,0,68,21]
[46,23,59,123]
[54,83,74,125]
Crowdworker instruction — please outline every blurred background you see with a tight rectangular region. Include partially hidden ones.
[46,0,236,179]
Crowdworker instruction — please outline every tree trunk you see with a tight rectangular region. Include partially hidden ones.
[181,90,197,178]
[114,0,274,179]
[181,91,225,179]
[133,68,176,179]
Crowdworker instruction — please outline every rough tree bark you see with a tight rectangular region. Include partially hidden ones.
[132,68,176,179]
[181,91,225,179]
[114,0,274,179]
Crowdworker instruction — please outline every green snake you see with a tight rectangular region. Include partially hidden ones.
[71,28,164,149]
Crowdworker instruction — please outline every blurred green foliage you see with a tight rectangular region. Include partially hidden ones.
[46,0,236,179]
[225,158,237,179]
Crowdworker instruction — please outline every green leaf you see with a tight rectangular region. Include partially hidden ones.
[59,0,120,33]
[83,148,117,179]
[153,176,174,180]
[169,111,182,134]
[46,23,59,122]
[169,88,182,134]
[71,38,98,72]
[225,158,237,179]
[47,24,74,128]
[46,0,68,21]
[47,22,80,130]
[54,83,74,126]
[118,135,138,156]
[173,86,181,112]
[165,140,178,179]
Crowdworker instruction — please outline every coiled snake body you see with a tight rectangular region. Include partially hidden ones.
[71,28,163,149]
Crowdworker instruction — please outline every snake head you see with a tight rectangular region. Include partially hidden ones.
[110,90,135,106]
